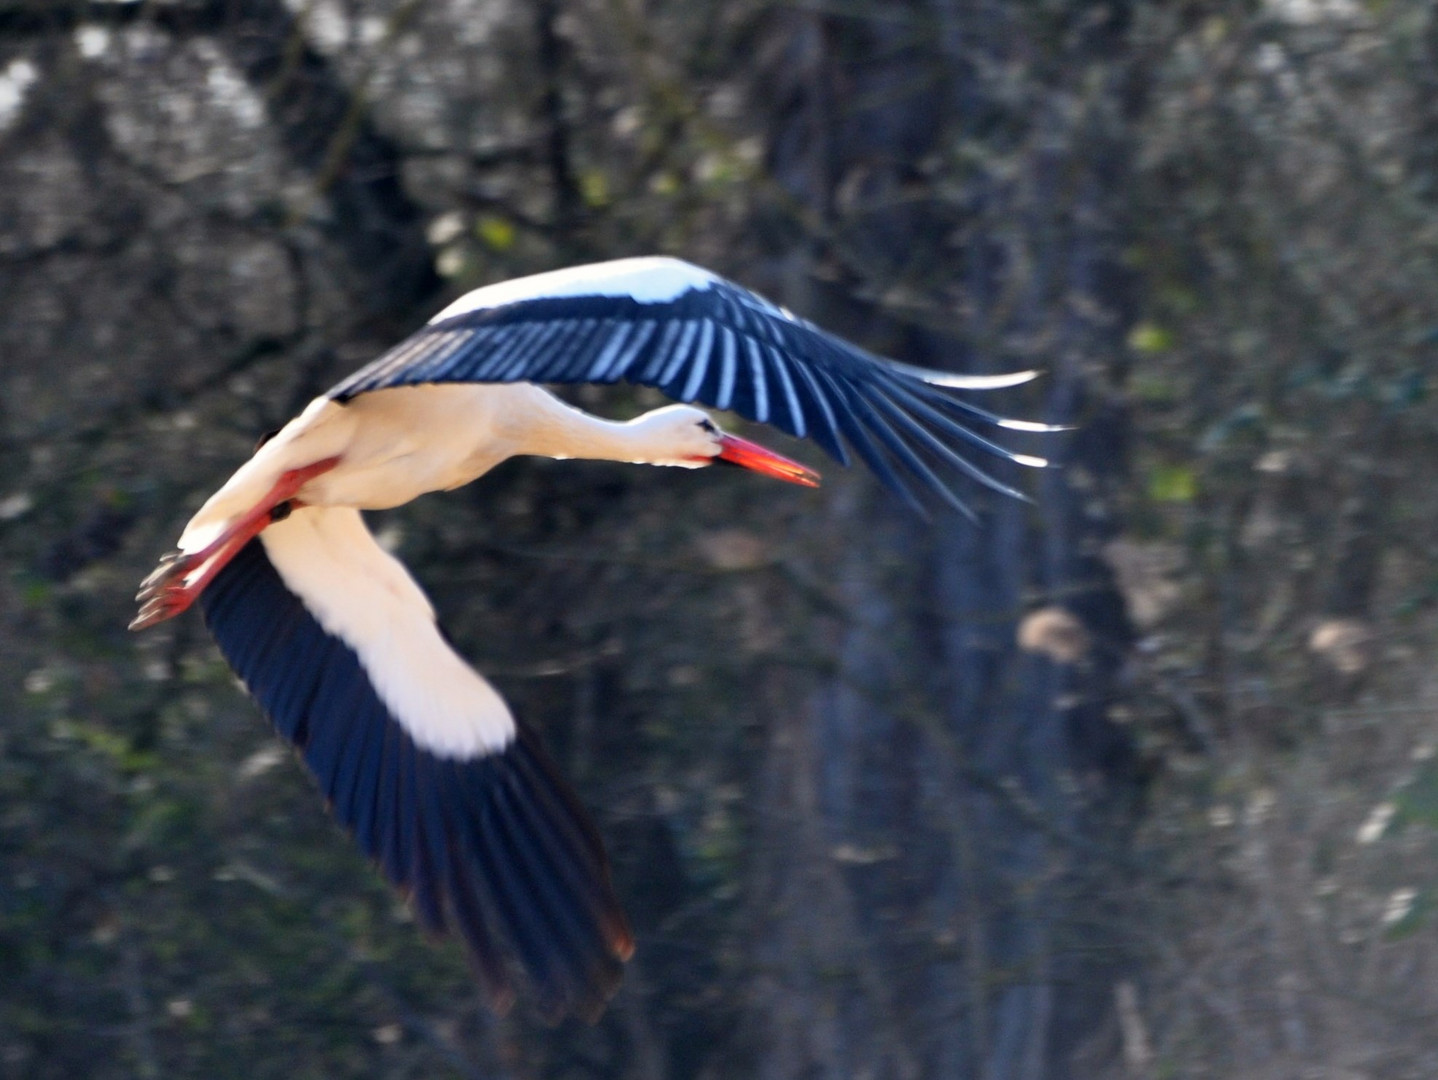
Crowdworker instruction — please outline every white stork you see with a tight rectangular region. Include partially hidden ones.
[130,256,1051,1021]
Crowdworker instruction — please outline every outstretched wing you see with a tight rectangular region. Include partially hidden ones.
[328,257,1054,516]
[200,506,632,1022]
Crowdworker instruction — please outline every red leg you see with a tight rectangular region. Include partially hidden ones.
[130,457,339,631]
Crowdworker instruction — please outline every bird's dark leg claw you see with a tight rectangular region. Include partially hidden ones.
[129,458,340,632]
[130,549,206,631]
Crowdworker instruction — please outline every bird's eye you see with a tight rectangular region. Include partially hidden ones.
[698,418,718,435]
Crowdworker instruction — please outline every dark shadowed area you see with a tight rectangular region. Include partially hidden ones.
[2,1,1438,1078]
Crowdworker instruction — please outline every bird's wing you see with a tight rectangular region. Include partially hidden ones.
[328,257,1056,516]
[199,505,633,1022]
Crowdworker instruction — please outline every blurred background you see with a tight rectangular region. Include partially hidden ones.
[1,1,1436,1077]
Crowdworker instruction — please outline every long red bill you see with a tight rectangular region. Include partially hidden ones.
[716,433,821,488]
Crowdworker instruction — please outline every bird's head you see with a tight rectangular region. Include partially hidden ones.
[632,405,820,488]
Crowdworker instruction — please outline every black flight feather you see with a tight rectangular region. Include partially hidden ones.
[199,536,633,1020]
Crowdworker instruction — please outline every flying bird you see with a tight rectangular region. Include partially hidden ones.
[130,256,1051,1021]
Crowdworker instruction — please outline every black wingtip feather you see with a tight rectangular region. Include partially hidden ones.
[807,367,927,515]
[827,377,981,520]
[887,381,1049,472]
[200,537,632,1021]
[428,759,515,1003]
[486,780,621,1012]
[869,387,1030,504]
[469,786,574,1018]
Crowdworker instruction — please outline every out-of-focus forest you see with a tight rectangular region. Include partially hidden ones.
[2,0,1437,1077]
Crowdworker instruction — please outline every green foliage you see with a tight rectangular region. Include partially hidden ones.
[1128,322,1175,354]
[1146,463,1197,503]
[475,215,516,252]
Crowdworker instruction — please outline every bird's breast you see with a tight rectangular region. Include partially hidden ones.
[299,384,519,509]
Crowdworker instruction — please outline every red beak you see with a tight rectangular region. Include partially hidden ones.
[716,433,821,488]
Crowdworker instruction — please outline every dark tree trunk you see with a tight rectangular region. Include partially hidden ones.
[741,7,1142,1078]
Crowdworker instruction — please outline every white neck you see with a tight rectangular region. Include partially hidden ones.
[507,390,710,469]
